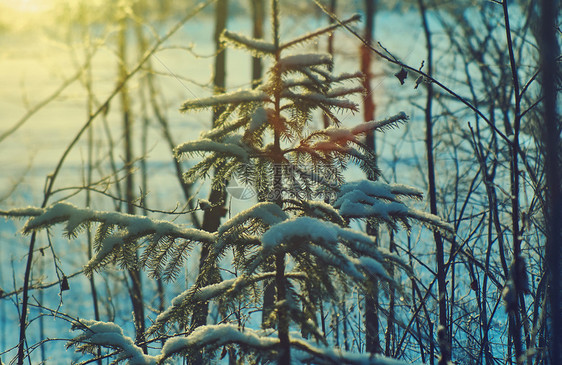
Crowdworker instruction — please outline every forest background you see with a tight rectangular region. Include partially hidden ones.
[0,0,560,364]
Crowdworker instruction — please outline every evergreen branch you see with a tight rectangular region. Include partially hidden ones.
[201,117,248,140]
[278,53,333,72]
[284,199,345,226]
[174,138,250,161]
[329,71,364,83]
[349,144,380,176]
[179,89,269,111]
[351,112,408,134]
[155,325,408,365]
[0,206,44,218]
[283,77,323,90]
[327,86,365,98]
[148,272,306,336]
[158,324,278,362]
[334,181,455,237]
[22,202,213,241]
[218,202,289,236]
[291,337,409,365]
[283,72,363,92]
[304,112,408,146]
[47,185,194,216]
[295,68,330,92]
[282,90,359,112]
[403,207,456,239]
[210,158,240,191]
[221,30,276,56]
[161,240,192,281]
[337,180,423,203]
[14,202,216,276]
[182,154,219,183]
[68,319,155,363]
[254,217,399,284]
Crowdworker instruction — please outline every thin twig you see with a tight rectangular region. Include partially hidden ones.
[312,0,512,146]
[15,2,218,364]
[0,64,91,144]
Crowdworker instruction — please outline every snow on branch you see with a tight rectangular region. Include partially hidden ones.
[249,106,269,132]
[278,53,333,71]
[316,128,357,145]
[282,90,358,111]
[221,30,276,56]
[0,206,44,218]
[159,324,278,361]
[261,216,338,251]
[336,192,408,220]
[218,202,289,236]
[200,117,247,140]
[72,318,408,365]
[292,336,409,365]
[210,202,290,260]
[149,278,246,336]
[283,76,325,90]
[158,324,409,364]
[19,202,216,276]
[338,180,423,201]
[328,71,364,84]
[259,216,394,281]
[70,318,410,364]
[68,319,157,365]
[285,199,346,226]
[305,243,366,281]
[149,272,309,336]
[306,112,409,149]
[352,112,409,134]
[303,93,359,111]
[327,86,365,98]
[404,207,456,238]
[179,89,269,112]
[174,138,249,161]
[282,72,363,92]
[335,180,454,237]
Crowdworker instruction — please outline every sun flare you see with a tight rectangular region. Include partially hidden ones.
[1,0,53,13]
[0,0,59,31]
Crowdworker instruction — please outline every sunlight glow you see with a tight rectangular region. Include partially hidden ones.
[1,0,53,13]
[0,0,59,31]
[0,0,54,13]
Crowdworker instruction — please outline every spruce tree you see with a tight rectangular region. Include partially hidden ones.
[0,1,453,363]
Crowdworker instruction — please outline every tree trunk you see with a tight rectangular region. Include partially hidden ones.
[384,231,396,356]
[276,252,290,364]
[250,0,264,89]
[540,0,562,362]
[418,0,450,363]
[502,2,526,361]
[190,2,229,363]
[270,2,290,361]
[322,0,337,128]
[362,0,382,355]
[249,0,275,329]
[118,10,147,354]
[85,44,103,364]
